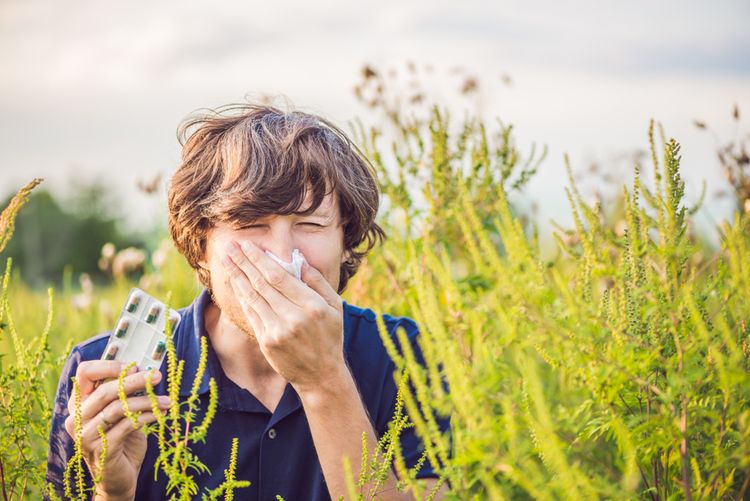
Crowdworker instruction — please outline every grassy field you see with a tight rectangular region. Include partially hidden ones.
[1,106,749,500]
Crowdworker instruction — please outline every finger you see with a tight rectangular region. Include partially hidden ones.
[75,361,137,396]
[300,256,343,311]
[236,240,310,305]
[222,248,279,327]
[80,395,172,444]
[219,256,267,337]
[79,370,163,423]
[105,411,159,451]
[68,363,138,416]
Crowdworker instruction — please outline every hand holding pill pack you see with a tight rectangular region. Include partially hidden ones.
[101,288,181,373]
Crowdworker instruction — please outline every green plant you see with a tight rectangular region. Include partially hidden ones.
[0,179,69,501]
[354,116,750,499]
[61,298,250,501]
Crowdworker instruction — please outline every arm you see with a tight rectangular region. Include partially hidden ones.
[222,241,450,499]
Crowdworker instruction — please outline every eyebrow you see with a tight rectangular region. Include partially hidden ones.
[296,205,333,218]
[304,211,335,222]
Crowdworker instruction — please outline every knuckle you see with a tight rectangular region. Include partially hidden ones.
[266,269,285,287]
[226,264,242,279]
[76,361,90,372]
[307,303,326,320]
[102,400,124,420]
[287,317,304,336]
[64,416,74,436]
[67,394,77,414]
[124,375,146,395]
[246,249,261,263]
[251,277,271,296]
[89,388,112,410]
[244,286,262,304]
[264,333,284,350]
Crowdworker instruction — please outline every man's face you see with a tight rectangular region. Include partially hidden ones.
[198,191,347,338]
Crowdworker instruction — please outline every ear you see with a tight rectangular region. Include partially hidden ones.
[197,253,209,269]
[341,249,352,264]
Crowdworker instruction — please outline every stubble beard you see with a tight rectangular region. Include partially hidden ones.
[207,283,258,341]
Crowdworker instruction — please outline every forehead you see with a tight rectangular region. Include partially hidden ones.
[228,189,339,222]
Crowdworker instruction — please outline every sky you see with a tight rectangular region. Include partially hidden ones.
[1,0,749,244]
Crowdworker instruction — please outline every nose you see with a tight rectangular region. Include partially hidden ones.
[261,219,296,263]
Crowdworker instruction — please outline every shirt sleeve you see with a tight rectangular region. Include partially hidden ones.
[376,318,452,480]
[45,346,94,500]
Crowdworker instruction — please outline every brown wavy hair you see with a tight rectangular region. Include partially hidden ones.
[167,103,385,293]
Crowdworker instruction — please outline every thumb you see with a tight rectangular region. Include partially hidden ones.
[300,254,341,310]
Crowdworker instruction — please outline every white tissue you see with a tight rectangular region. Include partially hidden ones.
[265,248,305,280]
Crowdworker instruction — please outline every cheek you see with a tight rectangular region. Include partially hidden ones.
[299,244,339,271]
[211,266,242,311]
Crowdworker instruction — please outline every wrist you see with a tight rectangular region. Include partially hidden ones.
[296,362,355,407]
[94,486,135,501]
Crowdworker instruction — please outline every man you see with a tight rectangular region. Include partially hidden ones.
[46,104,450,500]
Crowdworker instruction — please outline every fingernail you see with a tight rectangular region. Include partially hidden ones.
[157,395,171,407]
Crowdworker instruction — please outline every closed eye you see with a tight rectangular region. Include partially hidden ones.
[299,222,325,227]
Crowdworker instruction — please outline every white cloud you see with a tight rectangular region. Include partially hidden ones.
[0,0,748,237]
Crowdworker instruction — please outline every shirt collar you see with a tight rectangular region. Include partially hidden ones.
[174,289,353,418]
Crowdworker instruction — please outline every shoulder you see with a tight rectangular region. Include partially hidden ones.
[343,301,420,354]
[343,301,419,336]
[67,332,110,363]
[342,301,424,377]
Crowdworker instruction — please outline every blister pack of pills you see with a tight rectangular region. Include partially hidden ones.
[101,287,181,373]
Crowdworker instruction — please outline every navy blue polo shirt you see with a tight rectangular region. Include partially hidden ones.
[46,289,450,500]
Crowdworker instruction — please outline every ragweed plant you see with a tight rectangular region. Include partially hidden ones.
[0,178,43,256]
[60,296,250,501]
[0,258,60,501]
[116,298,248,501]
[350,117,750,499]
[202,437,250,501]
[0,178,68,501]
[339,367,441,501]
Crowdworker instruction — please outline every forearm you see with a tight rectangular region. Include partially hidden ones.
[297,365,411,501]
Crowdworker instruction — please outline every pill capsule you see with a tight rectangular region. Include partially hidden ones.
[115,318,129,338]
[126,293,141,313]
[164,311,180,332]
[104,344,119,360]
[146,304,160,324]
[151,341,166,360]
